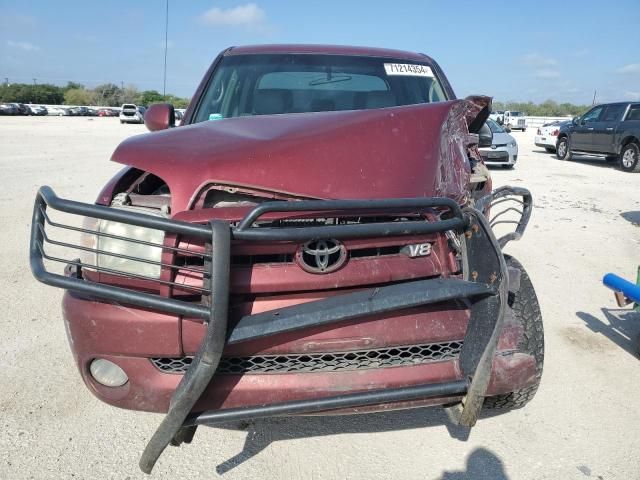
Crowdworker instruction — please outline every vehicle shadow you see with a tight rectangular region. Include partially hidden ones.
[440,447,510,480]
[575,308,640,358]
[207,405,475,474]
[620,211,640,226]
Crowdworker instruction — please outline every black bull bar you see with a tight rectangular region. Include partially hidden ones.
[29,185,530,473]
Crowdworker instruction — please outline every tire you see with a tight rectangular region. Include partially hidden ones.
[544,147,556,153]
[120,120,124,124]
[483,256,544,410]
[502,164,515,169]
[619,142,640,173]
[522,128,527,132]
[556,137,572,160]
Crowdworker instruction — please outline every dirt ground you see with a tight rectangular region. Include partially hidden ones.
[1,116,639,480]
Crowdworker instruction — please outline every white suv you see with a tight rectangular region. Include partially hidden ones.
[119,104,146,124]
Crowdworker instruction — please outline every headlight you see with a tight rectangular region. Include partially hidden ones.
[80,205,166,279]
[510,141,517,147]
[78,215,99,268]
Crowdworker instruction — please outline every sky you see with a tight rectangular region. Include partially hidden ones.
[1,0,640,104]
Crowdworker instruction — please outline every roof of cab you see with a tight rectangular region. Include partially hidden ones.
[226,44,432,63]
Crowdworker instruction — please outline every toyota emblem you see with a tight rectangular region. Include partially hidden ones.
[296,239,347,274]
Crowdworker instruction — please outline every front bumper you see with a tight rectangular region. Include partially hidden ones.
[30,186,533,473]
[479,145,518,165]
[120,114,143,123]
[62,289,536,413]
[507,121,527,130]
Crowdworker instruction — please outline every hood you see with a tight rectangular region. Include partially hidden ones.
[490,132,514,146]
[111,100,480,212]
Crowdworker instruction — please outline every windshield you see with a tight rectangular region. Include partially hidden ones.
[192,54,447,123]
[510,111,523,117]
[487,119,505,134]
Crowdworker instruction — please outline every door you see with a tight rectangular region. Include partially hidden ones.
[572,106,604,151]
[592,104,627,153]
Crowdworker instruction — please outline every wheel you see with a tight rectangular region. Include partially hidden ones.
[120,120,124,124]
[483,256,544,410]
[605,156,618,163]
[619,142,640,173]
[544,147,555,153]
[522,128,527,132]
[556,137,572,160]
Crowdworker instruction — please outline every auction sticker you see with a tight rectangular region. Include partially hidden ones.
[384,63,434,77]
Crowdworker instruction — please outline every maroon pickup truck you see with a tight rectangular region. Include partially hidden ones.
[30,44,543,473]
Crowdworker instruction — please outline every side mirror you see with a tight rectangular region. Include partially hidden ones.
[478,122,493,148]
[572,116,580,126]
[144,103,175,131]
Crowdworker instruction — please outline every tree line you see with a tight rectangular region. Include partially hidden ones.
[492,100,591,117]
[0,82,190,108]
[0,83,593,116]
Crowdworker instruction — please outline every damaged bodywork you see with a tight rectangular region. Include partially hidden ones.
[109,100,482,209]
[29,45,542,474]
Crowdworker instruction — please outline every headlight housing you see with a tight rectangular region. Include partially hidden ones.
[79,205,166,279]
[510,141,517,147]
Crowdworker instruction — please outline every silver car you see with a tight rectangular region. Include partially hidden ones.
[479,119,518,169]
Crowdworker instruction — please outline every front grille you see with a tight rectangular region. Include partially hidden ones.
[150,340,463,375]
[481,151,509,162]
[231,253,294,266]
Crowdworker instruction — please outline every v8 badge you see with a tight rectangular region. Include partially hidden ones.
[401,243,432,258]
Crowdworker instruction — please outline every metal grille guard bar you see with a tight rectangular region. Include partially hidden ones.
[476,186,533,248]
[29,186,509,474]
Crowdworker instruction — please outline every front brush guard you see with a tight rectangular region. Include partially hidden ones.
[28,186,531,473]
[139,211,508,473]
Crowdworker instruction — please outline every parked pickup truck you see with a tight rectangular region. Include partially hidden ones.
[503,111,527,131]
[30,44,543,473]
[490,110,527,131]
[556,101,640,172]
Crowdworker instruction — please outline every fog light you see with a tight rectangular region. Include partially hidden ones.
[89,359,129,387]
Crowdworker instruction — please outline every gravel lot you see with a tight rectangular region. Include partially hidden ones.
[1,116,639,479]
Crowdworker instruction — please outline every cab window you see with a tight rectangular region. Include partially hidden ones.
[624,104,640,121]
[602,104,626,122]
[582,106,604,123]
